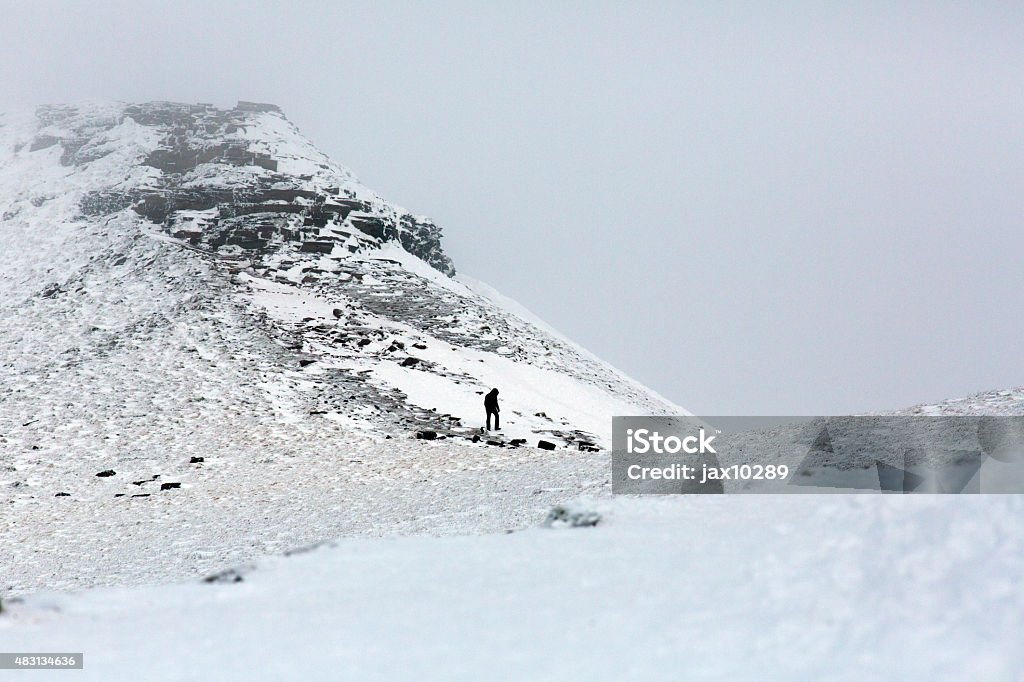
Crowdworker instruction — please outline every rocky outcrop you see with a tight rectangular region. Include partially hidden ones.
[70,100,455,276]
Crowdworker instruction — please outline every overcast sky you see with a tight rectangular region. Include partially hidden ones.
[3,1,1023,414]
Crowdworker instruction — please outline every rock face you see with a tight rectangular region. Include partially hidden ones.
[72,101,454,276]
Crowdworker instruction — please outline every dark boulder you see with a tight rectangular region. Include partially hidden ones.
[190,457,204,464]
[416,430,438,440]
[537,440,557,451]
[203,568,245,584]
[96,469,116,477]
[160,482,181,491]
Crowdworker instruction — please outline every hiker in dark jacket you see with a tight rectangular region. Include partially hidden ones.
[484,388,500,431]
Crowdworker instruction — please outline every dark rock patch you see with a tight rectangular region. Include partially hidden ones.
[203,567,245,584]
[96,470,116,477]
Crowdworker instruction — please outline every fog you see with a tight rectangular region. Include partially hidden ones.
[3,1,1023,414]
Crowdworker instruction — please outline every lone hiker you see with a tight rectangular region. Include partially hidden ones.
[484,388,500,431]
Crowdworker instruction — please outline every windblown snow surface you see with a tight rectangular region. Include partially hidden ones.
[1,102,1023,680]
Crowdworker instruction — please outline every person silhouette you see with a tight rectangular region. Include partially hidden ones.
[484,388,500,431]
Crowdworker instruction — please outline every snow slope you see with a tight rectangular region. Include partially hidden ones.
[3,494,1022,680]
[0,100,680,595]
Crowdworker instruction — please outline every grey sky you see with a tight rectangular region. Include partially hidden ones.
[3,1,1023,414]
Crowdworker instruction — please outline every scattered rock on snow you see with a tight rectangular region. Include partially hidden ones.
[544,503,601,529]
[203,567,245,584]
[400,357,420,367]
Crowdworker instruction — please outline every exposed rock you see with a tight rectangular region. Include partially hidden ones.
[96,469,116,477]
[537,440,556,451]
[160,482,181,491]
[203,567,246,584]
[416,430,438,440]
[29,135,60,151]
[190,457,204,464]
[543,503,601,528]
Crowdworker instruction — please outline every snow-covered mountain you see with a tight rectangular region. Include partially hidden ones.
[3,101,1023,680]
[0,100,683,594]
[0,100,683,448]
